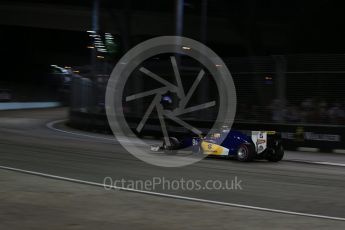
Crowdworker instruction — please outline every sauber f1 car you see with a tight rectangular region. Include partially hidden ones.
[151,127,284,162]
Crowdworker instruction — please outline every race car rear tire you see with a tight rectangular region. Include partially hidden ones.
[266,142,284,162]
[237,143,255,162]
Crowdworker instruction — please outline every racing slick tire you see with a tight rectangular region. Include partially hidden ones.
[192,145,202,154]
[236,143,255,162]
[162,137,180,150]
[266,142,284,162]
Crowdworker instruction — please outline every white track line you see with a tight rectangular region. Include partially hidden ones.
[286,159,345,168]
[46,119,115,141]
[46,120,148,145]
[0,165,345,221]
[313,162,345,167]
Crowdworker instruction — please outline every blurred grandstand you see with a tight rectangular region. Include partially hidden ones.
[70,53,345,126]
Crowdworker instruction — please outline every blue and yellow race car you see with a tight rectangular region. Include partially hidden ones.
[152,127,284,162]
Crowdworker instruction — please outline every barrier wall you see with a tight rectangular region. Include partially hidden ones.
[69,110,345,152]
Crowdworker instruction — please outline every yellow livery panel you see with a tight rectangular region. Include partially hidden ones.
[201,141,228,156]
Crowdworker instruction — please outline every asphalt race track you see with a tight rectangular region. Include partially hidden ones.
[1,108,345,227]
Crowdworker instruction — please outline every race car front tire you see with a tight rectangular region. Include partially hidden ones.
[162,137,180,150]
[192,145,202,154]
[236,143,255,162]
[266,142,284,162]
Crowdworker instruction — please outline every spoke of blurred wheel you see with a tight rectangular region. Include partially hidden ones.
[139,67,178,91]
[164,111,202,135]
[173,101,216,116]
[136,94,161,133]
[126,87,168,102]
[170,56,185,98]
[178,69,205,110]
[157,104,171,146]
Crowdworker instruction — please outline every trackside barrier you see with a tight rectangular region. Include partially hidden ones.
[69,111,344,152]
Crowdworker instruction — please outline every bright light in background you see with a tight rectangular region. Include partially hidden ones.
[87,30,96,33]
[97,55,104,59]
[105,33,114,40]
[50,65,69,74]
[182,46,191,50]
[87,31,118,54]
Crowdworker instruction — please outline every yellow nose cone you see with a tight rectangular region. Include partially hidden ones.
[201,141,224,155]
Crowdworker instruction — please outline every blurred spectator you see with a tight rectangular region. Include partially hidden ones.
[236,97,345,125]
[328,103,345,124]
[285,105,300,122]
[270,99,285,122]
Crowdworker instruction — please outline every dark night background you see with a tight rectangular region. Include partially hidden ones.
[2,0,345,70]
[1,0,345,115]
